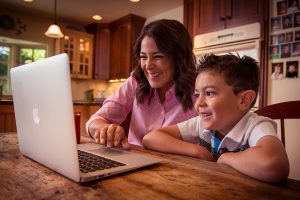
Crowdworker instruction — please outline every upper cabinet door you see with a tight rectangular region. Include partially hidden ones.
[225,0,265,28]
[193,0,265,35]
[194,0,225,35]
[56,29,94,80]
[86,14,145,81]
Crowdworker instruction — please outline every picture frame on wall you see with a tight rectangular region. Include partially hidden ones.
[294,12,300,27]
[287,0,300,13]
[271,16,281,30]
[282,14,293,29]
[270,35,278,45]
[277,0,288,15]
[281,43,292,58]
[278,33,286,43]
[292,41,300,56]
[270,45,280,59]
[271,62,284,80]
[286,61,299,78]
[286,32,294,42]
[295,30,300,41]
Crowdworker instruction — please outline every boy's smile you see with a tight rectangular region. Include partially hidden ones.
[194,71,246,135]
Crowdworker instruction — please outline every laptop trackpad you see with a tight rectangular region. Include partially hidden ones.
[89,147,129,157]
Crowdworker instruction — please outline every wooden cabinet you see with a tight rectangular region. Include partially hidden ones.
[73,105,100,136]
[189,0,265,35]
[85,24,110,80]
[0,101,100,136]
[109,14,145,80]
[0,104,16,133]
[56,29,94,79]
[86,14,145,81]
[184,0,195,38]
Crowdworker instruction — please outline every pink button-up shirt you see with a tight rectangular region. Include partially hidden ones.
[86,74,197,146]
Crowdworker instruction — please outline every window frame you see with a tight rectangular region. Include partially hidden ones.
[0,41,47,95]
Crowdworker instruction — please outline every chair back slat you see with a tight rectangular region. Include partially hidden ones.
[254,101,300,147]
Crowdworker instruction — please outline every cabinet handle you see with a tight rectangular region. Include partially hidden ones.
[217,33,234,39]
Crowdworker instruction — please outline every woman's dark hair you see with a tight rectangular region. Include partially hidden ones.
[132,19,197,111]
[197,54,260,108]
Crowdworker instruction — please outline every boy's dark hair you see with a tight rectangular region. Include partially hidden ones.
[132,19,197,112]
[197,54,259,108]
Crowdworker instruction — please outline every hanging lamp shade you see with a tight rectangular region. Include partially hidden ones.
[45,24,64,38]
[45,0,64,38]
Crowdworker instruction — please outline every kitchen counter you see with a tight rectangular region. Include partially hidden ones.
[0,97,13,105]
[0,97,104,133]
[0,96,104,106]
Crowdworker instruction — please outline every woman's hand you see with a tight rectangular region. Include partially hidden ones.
[94,124,130,149]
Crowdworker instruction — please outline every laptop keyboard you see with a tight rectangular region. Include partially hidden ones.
[78,150,126,173]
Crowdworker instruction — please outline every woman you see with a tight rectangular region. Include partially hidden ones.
[86,19,198,148]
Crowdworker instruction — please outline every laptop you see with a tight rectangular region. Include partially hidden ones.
[10,53,161,182]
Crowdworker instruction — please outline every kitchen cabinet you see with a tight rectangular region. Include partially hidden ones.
[85,24,110,80]
[109,14,145,80]
[189,0,266,35]
[0,104,16,133]
[73,104,100,136]
[184,0,195,38]
[56,29,94,79]
[86,14,145,81]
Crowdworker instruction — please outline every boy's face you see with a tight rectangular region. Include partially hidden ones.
[194,71,247,135]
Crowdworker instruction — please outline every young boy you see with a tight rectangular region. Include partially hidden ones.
[142,54,289,183]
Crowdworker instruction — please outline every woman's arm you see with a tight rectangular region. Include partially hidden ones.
[85,76,136,148]
[217,136,289,182]
[142,125,214,161]
[88,118,130,149]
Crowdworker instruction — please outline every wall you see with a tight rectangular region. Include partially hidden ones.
[145,6,183,25]
[0,6,55,56]
[268,0,300,181]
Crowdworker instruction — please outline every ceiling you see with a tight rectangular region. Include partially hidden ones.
[1,0,183,26]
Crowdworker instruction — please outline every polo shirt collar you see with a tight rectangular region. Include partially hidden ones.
[201,111,252,144]
[222,112,252,143]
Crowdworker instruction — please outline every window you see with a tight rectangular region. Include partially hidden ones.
[0,39,46,95]
[19,48,46,65]
[0,45,11,95]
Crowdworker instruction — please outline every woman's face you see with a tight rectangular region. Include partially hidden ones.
[140,36,174,96]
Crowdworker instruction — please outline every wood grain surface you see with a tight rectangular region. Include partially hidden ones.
[0,133,300,200]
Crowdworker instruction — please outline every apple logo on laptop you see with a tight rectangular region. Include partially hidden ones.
[32,104,40,124]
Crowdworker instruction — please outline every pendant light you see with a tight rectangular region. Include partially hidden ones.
[45,0,64,38]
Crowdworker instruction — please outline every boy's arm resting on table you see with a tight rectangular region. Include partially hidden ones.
[217,136,290,183]
[142,125,215,161]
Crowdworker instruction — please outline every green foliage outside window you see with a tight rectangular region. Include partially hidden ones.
[19,48,46,64]
[0,44,46,95]
[0,46,10,76]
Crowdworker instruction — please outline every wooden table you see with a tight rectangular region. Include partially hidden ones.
[1,132,300,200]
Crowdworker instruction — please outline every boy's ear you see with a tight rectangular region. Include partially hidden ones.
[238,90,256,110]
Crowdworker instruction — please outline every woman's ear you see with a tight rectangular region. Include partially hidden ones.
[238,90,256,110]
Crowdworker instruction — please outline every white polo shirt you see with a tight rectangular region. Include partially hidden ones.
[177,112,278,160]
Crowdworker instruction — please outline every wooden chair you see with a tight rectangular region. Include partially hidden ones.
[254,101,300,147]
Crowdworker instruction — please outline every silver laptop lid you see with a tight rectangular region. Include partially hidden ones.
[10,53,80,182]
